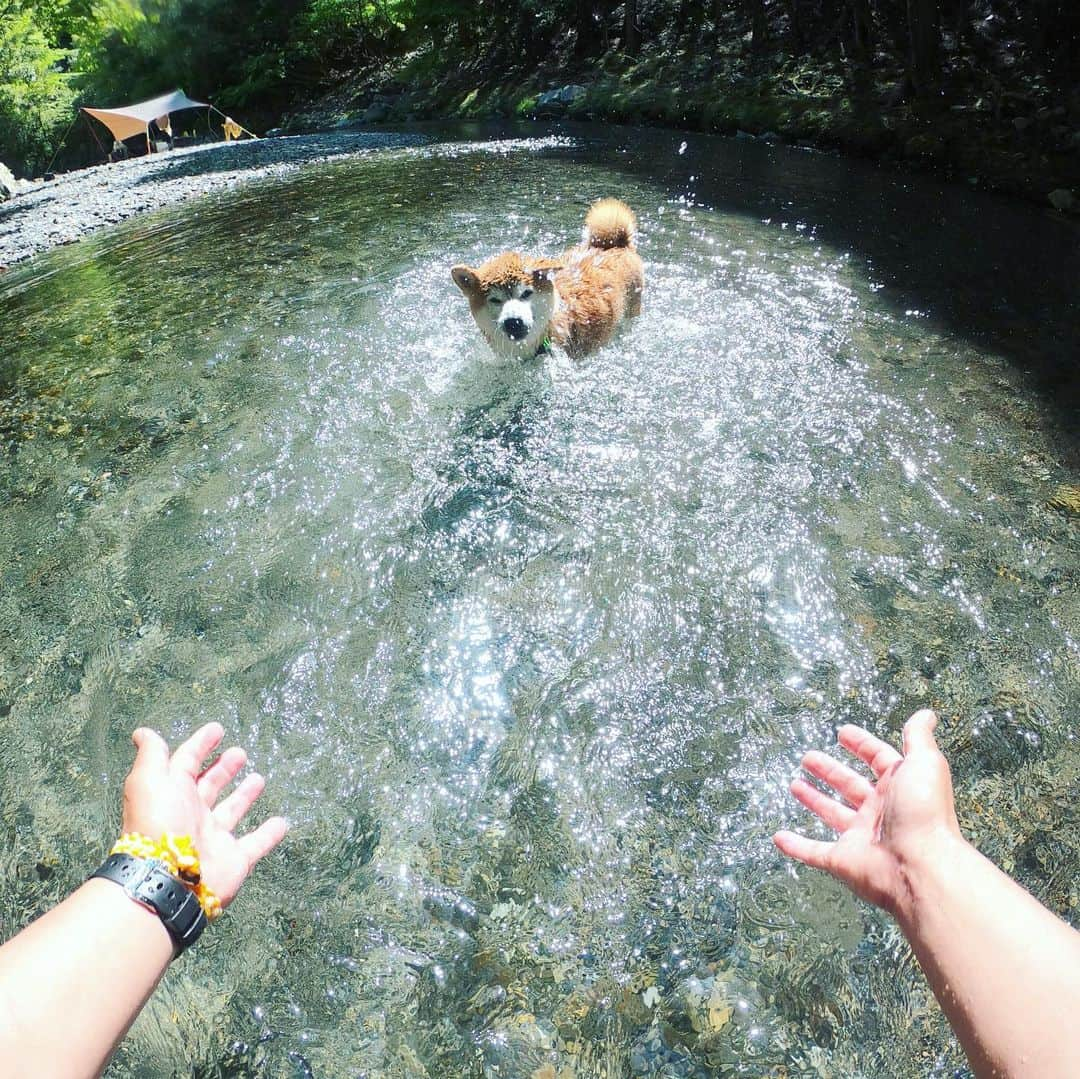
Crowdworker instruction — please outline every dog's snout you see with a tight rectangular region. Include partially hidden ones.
[503,317,527,340]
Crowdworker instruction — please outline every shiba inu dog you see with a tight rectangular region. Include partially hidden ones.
[451,198,643,360]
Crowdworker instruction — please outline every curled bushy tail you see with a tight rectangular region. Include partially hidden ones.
[585,198,636,249]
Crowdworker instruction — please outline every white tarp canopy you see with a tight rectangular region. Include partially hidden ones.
[82,89,208,143]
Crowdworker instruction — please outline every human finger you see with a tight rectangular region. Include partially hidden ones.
[837,724,902,777]
[130,728,170,774]
[801,750,875,807]
[902,709,939,756]
[171,722,225,778]
[196,746,248,806]
[238,816,289,867]
[790,777,857,832]
[213,772,266,831]
[772,830,833,871]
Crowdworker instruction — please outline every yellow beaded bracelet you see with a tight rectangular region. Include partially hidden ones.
[110,832,222,921]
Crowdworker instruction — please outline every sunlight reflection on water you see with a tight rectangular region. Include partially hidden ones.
[0,127,1076,1078]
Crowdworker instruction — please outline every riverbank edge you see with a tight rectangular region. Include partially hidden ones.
[286,50,1079,214]
[0,131,427,271]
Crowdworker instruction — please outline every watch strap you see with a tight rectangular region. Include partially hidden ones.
[91,852,207,953]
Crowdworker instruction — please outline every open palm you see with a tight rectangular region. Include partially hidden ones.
[122,723,288,908]
[774,710,961,917]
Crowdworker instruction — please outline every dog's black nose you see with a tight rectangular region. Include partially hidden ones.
[503,317,527,340]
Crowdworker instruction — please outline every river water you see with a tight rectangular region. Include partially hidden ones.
[0,124,1077,1078]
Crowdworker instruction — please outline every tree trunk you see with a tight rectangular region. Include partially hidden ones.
[784,0,803,53]
[574,0,596,56]
[851,0,873,62]
[907,0,941,98]
[676,0,702,34]
[711,0,725,43]
[516,6,542,62]
[623,0,640,55]
[746,0,768,51]
[946,0,969,51]
[455,13,475,50]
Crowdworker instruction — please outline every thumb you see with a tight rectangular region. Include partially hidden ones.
[131,727,170,773]
[902,709,939,757]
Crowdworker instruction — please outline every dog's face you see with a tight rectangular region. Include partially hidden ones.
[451,254,560,360]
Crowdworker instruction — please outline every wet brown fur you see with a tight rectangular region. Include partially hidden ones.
[453,199,644,358]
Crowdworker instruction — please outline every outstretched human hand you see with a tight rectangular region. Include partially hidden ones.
[122,722,288,908]
[773,709,963,918]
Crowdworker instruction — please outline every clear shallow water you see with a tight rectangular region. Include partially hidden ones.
[0,125,1078,1078]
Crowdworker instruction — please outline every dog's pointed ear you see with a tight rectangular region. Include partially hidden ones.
[451,265,480,295]
[530,264,563,288]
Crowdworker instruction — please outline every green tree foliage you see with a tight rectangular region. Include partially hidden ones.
[71,0,415,113]
[72,0,306,109]
[0,0,77,177]
[299,0,413,64]
[70,0,150,103]
[4,0,1078,177]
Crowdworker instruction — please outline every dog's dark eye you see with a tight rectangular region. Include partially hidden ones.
[488,296,503,305]
[520,288,533,300]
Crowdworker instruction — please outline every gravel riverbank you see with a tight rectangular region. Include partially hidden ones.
[0,131,427,270]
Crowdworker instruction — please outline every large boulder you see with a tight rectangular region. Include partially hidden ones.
[1048,188,1076,213]
[361,101,390,123]
[361,94,401,123]
[533,84,587,117]
[0,162,19,201]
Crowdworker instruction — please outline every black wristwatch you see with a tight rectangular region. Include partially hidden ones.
[90,852,207,954]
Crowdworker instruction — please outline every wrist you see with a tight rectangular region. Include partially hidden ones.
[89,832,223,957]
[90,853,208,955]
[81,878,177,958]
[891,827,973,930]
[109,832,222,923]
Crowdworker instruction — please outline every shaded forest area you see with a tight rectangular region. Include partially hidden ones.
[3,0,1079,204]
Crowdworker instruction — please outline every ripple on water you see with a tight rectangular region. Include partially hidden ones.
[0,129,1076,1077]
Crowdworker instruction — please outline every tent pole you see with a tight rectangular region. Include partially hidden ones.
[83,112,109,163]
[44,112,79,175]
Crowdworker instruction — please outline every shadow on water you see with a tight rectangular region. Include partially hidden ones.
[12,115,1075,446]
[420,120,1080,443]
[601,124,1080,440]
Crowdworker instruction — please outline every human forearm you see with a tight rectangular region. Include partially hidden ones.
[776,713,1080,1079]
[896,832,1080,1079]
[0,879,174,1078]
[0,724,285,1076]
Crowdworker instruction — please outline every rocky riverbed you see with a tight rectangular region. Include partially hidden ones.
[0,131,426,270]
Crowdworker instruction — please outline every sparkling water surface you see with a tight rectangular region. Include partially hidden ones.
[0,125,1077,1078]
